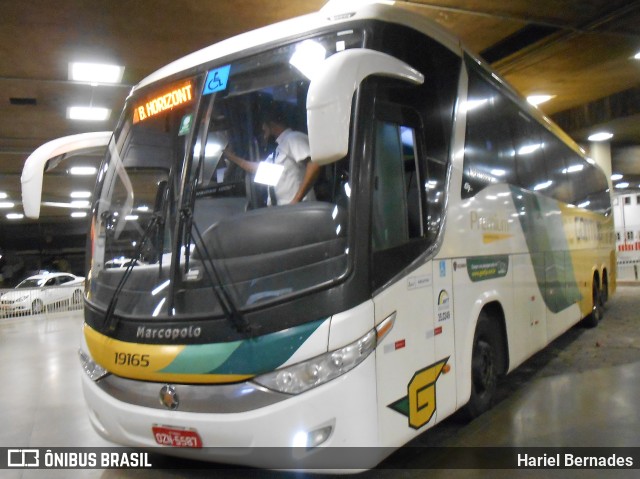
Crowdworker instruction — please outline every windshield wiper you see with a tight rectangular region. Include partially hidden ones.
[104,212,163,332]
[176,141,249,333]
[104,181,169,332]
[185,214,251,334]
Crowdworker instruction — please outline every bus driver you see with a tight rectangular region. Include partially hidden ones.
[223,105,320,205]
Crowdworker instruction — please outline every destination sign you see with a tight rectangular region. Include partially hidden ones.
[133,82,193,123]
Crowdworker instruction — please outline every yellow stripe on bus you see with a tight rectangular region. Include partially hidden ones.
[83,324,252,384]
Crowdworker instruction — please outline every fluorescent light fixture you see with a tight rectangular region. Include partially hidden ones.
[0,202,15,208]
[152,297,166,317]
[69,62,124,84]
[125,215,139,221]
[563,164,584,174]
[152,279,171,296]
[71,211,87,218]
[533,180,553,191]
[490,169,506,177]
[463,98,489,112]
[527,95,555,106]
[67,106,111,121]
[193,142,225,158]
[42,201,90,209]
[6,213,24,220]
[289,40,327,80]
[611,173,624,181]
[588,131,613,142]
[615,182,630,189]
[70,191,91,199]
[518,143,543,155]
[0,192,7,199]
[69,166,97,176]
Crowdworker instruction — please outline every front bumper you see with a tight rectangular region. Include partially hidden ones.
[81,354,384,470]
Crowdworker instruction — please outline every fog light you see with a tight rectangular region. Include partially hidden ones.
[78,349,109,381]
[292,425,333,449]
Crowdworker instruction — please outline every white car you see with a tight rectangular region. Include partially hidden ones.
[0,272,85,315]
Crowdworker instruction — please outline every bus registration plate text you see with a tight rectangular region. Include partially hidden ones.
[152,425,202,448]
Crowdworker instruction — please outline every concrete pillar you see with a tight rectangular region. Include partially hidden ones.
[589,141,613,189]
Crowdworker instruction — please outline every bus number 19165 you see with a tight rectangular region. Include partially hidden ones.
[114,352,150,367]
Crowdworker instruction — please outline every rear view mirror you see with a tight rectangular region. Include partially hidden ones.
[306,48,424,165]
[21,131,111,218]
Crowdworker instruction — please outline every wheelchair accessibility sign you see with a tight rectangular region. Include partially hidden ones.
[204,65,231,94]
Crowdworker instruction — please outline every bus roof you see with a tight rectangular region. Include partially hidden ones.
[133,1,462,93]
[131,0,588,163]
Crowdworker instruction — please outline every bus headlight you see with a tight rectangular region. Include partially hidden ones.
[253,329,376,395]
[78,349,109,381]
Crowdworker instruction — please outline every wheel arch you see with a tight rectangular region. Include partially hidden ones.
[457,296,510,410]
[480,301,509,376]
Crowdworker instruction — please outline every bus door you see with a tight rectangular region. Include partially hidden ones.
[370,103,450,444]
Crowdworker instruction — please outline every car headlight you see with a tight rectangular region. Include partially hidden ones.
[253,329,377,395]
[78,349,109,381]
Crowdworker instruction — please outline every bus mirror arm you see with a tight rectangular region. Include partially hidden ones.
[306,49,424,166]
[21,131,111,219]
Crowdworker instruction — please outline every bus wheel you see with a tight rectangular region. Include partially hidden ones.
[600,273,609,305]
[582,279,602,328]
[464,312,499,419]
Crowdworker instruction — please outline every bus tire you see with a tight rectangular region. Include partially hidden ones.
[582,278,602,328]
[601,272,609,305]
[464,311,500,419]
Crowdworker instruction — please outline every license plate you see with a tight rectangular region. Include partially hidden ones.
[152,425,202,448]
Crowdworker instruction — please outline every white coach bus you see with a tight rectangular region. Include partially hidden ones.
[25,0,615,469]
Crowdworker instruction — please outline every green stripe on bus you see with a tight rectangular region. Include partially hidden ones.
[160,318,326,376]
[510,186,581,313]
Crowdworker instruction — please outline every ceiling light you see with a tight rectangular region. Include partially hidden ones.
[527,94,555,106]
[289,40,327,80]
[67,106,111,121]
[71,211,87,218]
[69,62,124,84]
[611,173,624,181]
[588,131,613,142]
[518,143,543,155]
[533,180,553,191]
[615,182,630,189]
[634,51,640,60]
[69,166,98,176]
[70,191,91,199]
[463,98,489,112]
[0,192,7,199]
[0,202,15,208]
[6,213,24,220]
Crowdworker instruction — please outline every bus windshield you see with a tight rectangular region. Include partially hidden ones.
[87,30,364,322]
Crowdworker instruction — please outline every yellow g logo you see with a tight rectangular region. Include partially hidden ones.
[388,358,449,430]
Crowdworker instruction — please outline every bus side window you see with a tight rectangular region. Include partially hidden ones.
[371,120,426,288]
[372,121,411,251]
[462,68,517,198]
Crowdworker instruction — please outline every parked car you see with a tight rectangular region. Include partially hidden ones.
[0,272,85,315]
[104,257,144,268]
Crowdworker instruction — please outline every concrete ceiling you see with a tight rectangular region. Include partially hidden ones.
[1,0,640,233]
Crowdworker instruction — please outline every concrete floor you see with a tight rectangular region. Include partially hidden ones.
[1,287,639,478]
